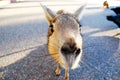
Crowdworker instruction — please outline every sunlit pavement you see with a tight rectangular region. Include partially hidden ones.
[0,0,120,80]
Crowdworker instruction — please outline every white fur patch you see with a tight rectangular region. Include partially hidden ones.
[71,50,82,69]
[71,34,82,69]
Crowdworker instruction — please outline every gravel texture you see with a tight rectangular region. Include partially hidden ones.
[0,1,120,80]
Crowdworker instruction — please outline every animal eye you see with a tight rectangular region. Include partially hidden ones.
[49,24,53,28]
[49,24,54,32]
[79,24,82,27]
[75,48,80,57]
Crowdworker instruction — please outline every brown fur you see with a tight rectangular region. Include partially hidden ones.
[103,1,109,8]
[47,13,80,80]
[41,4,85,80]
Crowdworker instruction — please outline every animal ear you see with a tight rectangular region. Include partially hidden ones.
[41,4,57,25]
[74,4,86,21]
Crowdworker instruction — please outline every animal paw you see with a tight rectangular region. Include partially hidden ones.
[55,68,60,76]
[65,75,69,80]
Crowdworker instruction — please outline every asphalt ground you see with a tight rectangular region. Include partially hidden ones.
[0,1,120,80]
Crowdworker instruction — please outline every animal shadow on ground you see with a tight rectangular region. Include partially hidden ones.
[0,44,63,80]
[0,35,120,80]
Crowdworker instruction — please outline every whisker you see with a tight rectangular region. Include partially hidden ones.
[47,57,61,67]
[49,42,60,49]
[46,58,59,65]
[52,57,60,64]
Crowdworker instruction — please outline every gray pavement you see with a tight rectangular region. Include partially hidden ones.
[0,1,120,80]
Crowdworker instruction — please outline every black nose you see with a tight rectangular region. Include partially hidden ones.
[75,48,81,57]
[61,42,81,68]
[61,40,77,55]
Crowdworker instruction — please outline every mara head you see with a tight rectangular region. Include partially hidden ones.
[41,4,86,70]
[41,4,86,80]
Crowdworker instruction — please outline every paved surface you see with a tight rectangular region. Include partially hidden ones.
[0,1,120,80]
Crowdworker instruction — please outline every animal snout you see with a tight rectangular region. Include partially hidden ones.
[60,38,82,69]
[64,53,75,69]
